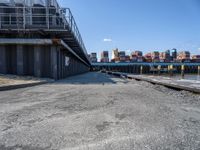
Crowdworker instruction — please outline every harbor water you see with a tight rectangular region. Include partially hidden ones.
[162,74,200,81]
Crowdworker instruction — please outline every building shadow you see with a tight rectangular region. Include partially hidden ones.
[54,72,117,85]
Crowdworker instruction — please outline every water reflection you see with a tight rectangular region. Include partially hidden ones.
[167,74,200,81]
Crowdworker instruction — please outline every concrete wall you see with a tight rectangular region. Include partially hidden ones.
[0,44,89,79]
[57,49,89,79]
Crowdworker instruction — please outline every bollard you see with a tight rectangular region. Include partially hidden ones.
[181,65,185,79]
[197,66,200,80]
[168,65,170,74]
[140,65,143,75]
[198,66,200,75]
[153,65,155,75]
[158,65,161,75]
[168,65,173,76]
[171,65,174,76]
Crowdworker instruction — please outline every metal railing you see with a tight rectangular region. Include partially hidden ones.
[0,6,88,61]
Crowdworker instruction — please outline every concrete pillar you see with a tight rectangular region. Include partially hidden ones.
[34,46,42,77]
[0,45,6,74]
[57,49,62,79]
[51,46,58,80]
[17,45,24,75]
[61,51,64,78]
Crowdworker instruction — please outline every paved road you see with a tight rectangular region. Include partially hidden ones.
[0,72,200,150]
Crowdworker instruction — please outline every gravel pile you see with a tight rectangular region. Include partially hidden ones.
[137,80,200,105]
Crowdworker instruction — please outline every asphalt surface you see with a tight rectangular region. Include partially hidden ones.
[0,72,200,150]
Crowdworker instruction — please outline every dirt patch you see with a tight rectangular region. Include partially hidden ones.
[115,113,127,120]
[96,121,113,132]
[0,145,49,150]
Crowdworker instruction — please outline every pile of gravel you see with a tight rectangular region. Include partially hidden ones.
[137,80,200,105]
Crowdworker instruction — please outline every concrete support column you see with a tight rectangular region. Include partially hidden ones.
[34,46,42,77]
[57,49,61,79]
[17,45,24,75]
[51,46,58,80]
[0,45,6,74]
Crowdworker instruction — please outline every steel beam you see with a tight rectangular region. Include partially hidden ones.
[0,39,53,45]
[60,40,90,67]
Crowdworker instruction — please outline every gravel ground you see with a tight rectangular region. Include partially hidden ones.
[0,74,52,87]
[0,72,200,150]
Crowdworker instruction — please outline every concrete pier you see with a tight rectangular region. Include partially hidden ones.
[51,46,58,80]
[34,45,42,78]
[0,45,6,74]
[16,45,24,75]
[0,1,91,79]
[103,71,200,93]
[0,39,90,80]
[93,62,200,74]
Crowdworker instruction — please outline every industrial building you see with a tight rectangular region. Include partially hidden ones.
[171,48,177,61]
[100,51,109,63]
[130,51,143,62]
[159,50,171,62]
[111,48,119,62]
[119,51,126,62]
[151,51,160,63]
[0,0,91,80]
[89,53,97,63]
[192,55,200,63]
[177,51,191,62]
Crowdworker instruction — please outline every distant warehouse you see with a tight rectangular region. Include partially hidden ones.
[0,0,91,80]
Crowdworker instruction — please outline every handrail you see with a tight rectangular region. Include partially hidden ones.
[0,5,90,63]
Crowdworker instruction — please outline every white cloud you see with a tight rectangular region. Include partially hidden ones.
[103,38,112,42]
[126,49,131,53]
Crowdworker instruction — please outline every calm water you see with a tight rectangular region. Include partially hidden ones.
[165,75,200,81]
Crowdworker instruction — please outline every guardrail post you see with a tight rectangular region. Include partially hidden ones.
[168,65,173,76]
[29,7,32,26]
[23,5,26,29]
[46,3,50,29]
[0,15,1,29]
[70,13,73,31]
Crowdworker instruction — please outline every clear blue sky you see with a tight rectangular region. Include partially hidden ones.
[58,0,200,58]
